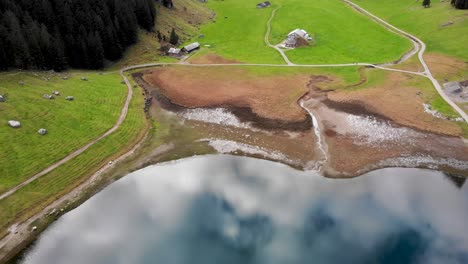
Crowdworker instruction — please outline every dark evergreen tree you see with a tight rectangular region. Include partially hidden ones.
[451,0,468,9]
[423,0,431,8]
[162,0,174,9]
[0,0,157,71]
[169,28,179,45]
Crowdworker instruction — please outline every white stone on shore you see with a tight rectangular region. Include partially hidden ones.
[38,128,47,135]
[8,120,21,128]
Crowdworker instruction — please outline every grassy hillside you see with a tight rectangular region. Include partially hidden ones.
[0,73,148,235]
[112,0,213,68]
[270,0,412,64]
[192,0,411,64]
[351,0,468,60]
[0,72,128,193]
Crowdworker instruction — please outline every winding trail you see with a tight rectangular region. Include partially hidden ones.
[264,7,294,65]
[343,0,468,123]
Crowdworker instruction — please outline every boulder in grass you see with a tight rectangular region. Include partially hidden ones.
[8,120,21,128]
[81,77,88,81]
[38,128,47,135]
[0,95,5,102]
[52,91,60,96]
[66,96,74,101]
[43,94,55,99]
[19,81,25,86]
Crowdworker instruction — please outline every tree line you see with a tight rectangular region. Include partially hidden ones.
[451,0,468,9]
[0,0,156,71]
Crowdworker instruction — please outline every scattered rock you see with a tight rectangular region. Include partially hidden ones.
[444,81,462,93]
[8,120,21,128]
[440,21,454,27]
[19,81,25,86]
[52,91,60,96]
[62,76,69,80]
[66,96,74,101]
[31,226,37,232]
[38,128,47,135]
[43,94,55,99]
[0,95,5,102]
[81,77,88,81]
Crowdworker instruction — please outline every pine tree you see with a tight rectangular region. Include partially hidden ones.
[452,0,468,9]
[423,0,431,8]
[169,28,179,45]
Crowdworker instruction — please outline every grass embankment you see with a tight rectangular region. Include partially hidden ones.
[190,0,411,64]
[0,71,148,236]
[0,72,128,193]
[351,0,468,60]
[111,0,213,69]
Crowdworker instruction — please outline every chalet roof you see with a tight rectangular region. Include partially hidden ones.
[288,29,309,39]
[168,48,181,54]
[184,42,200,52]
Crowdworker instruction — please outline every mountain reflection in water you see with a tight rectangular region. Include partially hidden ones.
[21,155,468,264]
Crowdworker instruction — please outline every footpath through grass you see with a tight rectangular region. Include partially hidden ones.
[0,72,148,235]
[351,0,468,60]
[192,0,411,64]
[0,72,130,194]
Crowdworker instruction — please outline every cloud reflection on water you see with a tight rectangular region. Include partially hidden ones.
[21,155,468,264]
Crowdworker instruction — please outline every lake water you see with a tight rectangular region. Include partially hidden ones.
[21,155,468,264]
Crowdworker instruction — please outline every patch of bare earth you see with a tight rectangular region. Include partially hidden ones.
[189,53,239,64]
[302,75,468,177]
[326,71,462,136]
[425,53,468,80]
[143,66,312,130]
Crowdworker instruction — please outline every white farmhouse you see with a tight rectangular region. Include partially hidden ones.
[288,29,313,41]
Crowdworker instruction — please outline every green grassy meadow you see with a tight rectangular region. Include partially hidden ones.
[0,72,148,234]
[192,0,412,64]
[351,0,468,60]
[0,72,128,193]
[270,0,412,64]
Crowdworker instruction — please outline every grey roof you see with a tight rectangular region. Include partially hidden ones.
[184,42,200,52]
[168,48,181,54]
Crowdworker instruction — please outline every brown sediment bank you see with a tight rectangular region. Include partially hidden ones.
[134,68,313,131]
[326,72,463,136]
[136,66,467,177]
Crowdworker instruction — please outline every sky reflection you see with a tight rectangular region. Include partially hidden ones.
[21,155,468,264]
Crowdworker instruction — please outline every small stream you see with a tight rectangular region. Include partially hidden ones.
[300,100,328,171]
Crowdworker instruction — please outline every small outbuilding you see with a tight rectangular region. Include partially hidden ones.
[38,128,47,135]
[0,95,5,102]
[8,120,21,128]
[257,1,271,8]
[182,42,200,53]
[66,96,74,101]
[168,47,181,56]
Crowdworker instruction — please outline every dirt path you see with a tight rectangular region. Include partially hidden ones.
[264,7,294,66]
